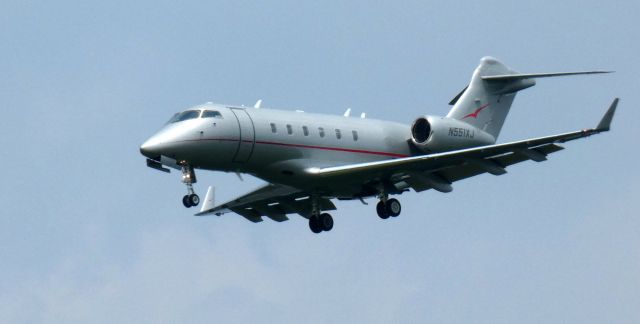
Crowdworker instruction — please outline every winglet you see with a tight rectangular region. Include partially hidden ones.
[596,98,619,132]
[200,186,216,213]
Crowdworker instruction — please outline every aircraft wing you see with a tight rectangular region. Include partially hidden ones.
[195,99,616,222]
[307,99,618,192]
[195,183,336,222]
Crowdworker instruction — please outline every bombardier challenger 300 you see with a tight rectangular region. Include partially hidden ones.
[140,57,617,233]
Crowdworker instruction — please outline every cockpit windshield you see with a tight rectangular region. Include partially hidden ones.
[167,109,223,124]
[168,110,201,123]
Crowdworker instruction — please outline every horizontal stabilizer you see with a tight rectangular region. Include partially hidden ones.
[482,71,612,82]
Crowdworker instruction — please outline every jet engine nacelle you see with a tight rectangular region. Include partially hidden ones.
[410,116,496,153]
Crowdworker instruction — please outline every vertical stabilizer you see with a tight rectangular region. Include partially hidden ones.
[447,57,611,140]
[447,57,534,139]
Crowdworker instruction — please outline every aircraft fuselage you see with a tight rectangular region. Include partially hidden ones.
[141,104,421,195]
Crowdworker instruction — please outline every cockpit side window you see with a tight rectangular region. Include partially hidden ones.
[166,112,180,124]
[169,110,201,123]
[202,110,223,119]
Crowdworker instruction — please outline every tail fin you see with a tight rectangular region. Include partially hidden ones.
[446,57,611,139]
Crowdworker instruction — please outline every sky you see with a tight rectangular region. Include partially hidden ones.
[1,1,639,323]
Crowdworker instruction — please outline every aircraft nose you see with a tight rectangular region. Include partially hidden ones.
[140,125,191,160]
[140,137,161,159]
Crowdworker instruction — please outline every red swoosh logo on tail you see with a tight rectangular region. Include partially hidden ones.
[463,103,490,119]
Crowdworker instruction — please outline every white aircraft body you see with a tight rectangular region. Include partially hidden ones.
[140,57,617,233]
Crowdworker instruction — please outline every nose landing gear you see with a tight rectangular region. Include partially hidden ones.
[181,165,200,208]
[182,192,200,208]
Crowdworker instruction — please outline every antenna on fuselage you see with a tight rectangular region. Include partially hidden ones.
[254,99,262,109]
[343,108,351,117]
[360,112,366,118]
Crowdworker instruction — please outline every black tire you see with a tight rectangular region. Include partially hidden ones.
[376,200,389,219]
[189,194,200,207]
[319,213,334,231]
[183,195,192,208]
[309,215,322,233]
[386,198,401,217]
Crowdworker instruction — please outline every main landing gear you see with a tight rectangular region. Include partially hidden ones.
[309,213,334,234]
[181,165,200,208]
[376,197,401,219]
[308,196,334,234]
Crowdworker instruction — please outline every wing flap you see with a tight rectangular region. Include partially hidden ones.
[437,143,564,184]
[254,204,289,222]
[232,207,263,223]
[403,143,564,193]
[405,172,452,193]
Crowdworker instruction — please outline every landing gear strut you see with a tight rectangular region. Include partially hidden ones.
[308,196,333,233]
[181,165,199,208]
[376,196,401,219]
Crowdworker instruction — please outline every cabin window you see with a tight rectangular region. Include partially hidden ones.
[318,127,325,138]
[270,123,277,133]
[201,110,223,118]
[286,124,293,135]
[302,126,309,136]
[352,130,359,141]
[335,129,342,139]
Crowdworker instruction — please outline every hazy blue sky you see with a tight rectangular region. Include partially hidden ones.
[1,1,639,323]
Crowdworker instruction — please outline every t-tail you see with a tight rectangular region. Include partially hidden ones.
[446,56,611,140]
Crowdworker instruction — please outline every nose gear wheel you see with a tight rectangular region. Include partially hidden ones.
[180,165,199,208]
[182,193,200,208]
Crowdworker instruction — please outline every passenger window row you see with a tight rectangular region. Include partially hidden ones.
[270,123,359,141]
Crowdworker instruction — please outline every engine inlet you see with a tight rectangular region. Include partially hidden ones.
[411,117,431,143]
